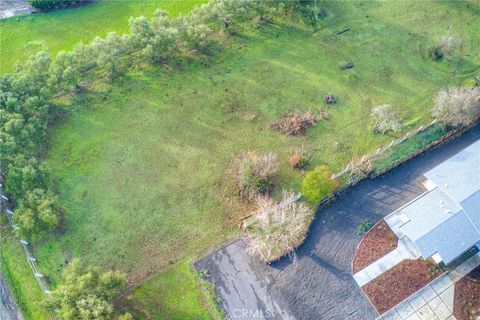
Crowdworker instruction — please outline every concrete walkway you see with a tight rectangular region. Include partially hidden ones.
[353,236,420,287]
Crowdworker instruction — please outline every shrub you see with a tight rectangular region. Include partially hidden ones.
[357,219,373,235]
[13,188,60,240]
[44,259,127,320]
[29,0,85,11]
[246,191,311,260]
[288,150,309,169]
[371,105,403,134]
[272,111,328,136]
[431,30,460,60]
[432,87,480,127]
[301,165,338,203]
[231,152,279,199]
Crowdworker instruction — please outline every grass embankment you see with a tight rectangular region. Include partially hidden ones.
[0,0,205,74]
[1,0,479,318]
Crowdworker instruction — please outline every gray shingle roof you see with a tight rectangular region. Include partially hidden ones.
[397,139,480,264]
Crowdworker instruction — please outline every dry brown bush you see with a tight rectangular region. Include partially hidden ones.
[231,152,279,200]
[372,105,403,134]
[288,150,309,169]
[245,191,311,260]
[432,30,461,60]
[272,111,329,136]
[432,87,480,127]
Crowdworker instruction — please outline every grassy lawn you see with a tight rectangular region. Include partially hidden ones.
[120,260,222,320]
[0,0,205,74]
[1,0,479,319]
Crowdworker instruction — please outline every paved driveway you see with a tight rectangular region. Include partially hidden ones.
[196,124,480,320]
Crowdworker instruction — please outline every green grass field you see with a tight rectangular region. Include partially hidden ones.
[0,0,205,74]
[2,0,479,319]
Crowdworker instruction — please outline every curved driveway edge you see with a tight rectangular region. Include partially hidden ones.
[195,124,480,320]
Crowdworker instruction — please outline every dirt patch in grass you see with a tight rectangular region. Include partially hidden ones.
[454,265,480,320]
[352,220,398,273]
[362,258,443,314]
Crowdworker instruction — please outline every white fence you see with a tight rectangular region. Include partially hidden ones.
[0,183,50,296]
[331,119,438,181]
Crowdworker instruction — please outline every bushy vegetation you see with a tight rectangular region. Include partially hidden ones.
[231,152,279,200]
[372,125,447,173]
[301,165,339,203]
[357,219,373,235]
[272,111,328,136]
[431,30,461,60]
[29,0,85,11]
[246,191,311,261]
[372,105,403,134]
[44,259,128,320]
[432,87,480,127]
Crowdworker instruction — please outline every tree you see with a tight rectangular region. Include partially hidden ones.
[29,0,83,11]
[45,259,127,320]
[301,165,338,203]
[128,16,154,49]
[371,105,403,134]
[178,20,215,54]
[432,87,480,126]
[5,155,48,201]
[13,51,52,96]
[71,42,98,72]
[91,32,129,80]
[49,50,82,91]
[13,188,59,239]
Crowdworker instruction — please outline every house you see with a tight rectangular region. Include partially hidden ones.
[388,139,480,265]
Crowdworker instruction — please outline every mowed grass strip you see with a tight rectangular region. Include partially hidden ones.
[0,0,205,74]
[6,0,479,318]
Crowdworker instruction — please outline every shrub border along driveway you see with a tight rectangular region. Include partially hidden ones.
[195,124,480,320]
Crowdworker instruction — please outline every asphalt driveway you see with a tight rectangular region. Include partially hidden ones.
[196,124,480,320]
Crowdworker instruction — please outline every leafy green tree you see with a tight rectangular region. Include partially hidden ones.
[45,259,127,320]
[128,16,154,49]
[29,0,83,11]
[301,165,338,203]
[49,50,82,91]
[5,155,48,201]
[71,42,98,72]
[13,51,52,96]
[178,21,215,54]
[91,32,129,80]
[13,188,59,239]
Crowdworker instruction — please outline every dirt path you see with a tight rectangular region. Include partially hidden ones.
[0,271,22,320]
[196,124,480,320]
